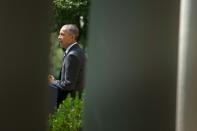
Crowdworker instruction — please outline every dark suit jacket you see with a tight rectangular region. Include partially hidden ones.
[50,43,86,106]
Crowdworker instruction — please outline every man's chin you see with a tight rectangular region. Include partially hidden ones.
[59,43,63,48]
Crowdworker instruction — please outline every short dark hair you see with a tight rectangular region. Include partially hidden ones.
[62,24,79,40]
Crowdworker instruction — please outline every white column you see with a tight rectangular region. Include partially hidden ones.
[176,0,197,130]
[84,0,180,131]
[0,0,51,130]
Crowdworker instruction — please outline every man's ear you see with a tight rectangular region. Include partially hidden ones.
[71,35,75,40]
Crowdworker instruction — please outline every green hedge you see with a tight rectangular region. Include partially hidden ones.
[48,94,84,131]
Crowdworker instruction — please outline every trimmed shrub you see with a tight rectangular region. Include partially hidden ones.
[48,94,84,131]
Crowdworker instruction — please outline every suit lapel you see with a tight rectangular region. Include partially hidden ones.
[66,43,79,55]
[61,43,79,80]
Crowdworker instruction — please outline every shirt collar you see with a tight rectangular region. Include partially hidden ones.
[65,42,77,54]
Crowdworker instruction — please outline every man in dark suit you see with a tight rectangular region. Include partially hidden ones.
[48,24,86,107]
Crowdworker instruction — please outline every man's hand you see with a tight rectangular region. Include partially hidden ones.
[48,74,55,84]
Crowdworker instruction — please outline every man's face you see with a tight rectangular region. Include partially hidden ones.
[58,27,74,48]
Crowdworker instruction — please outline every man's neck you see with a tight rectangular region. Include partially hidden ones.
[65,42,77,54]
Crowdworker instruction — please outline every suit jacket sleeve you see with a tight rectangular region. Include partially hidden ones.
[49,53,80,91]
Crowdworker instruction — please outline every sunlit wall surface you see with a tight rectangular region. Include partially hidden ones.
[176,0,197,130]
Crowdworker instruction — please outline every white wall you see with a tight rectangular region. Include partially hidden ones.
[176,0,197,130]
